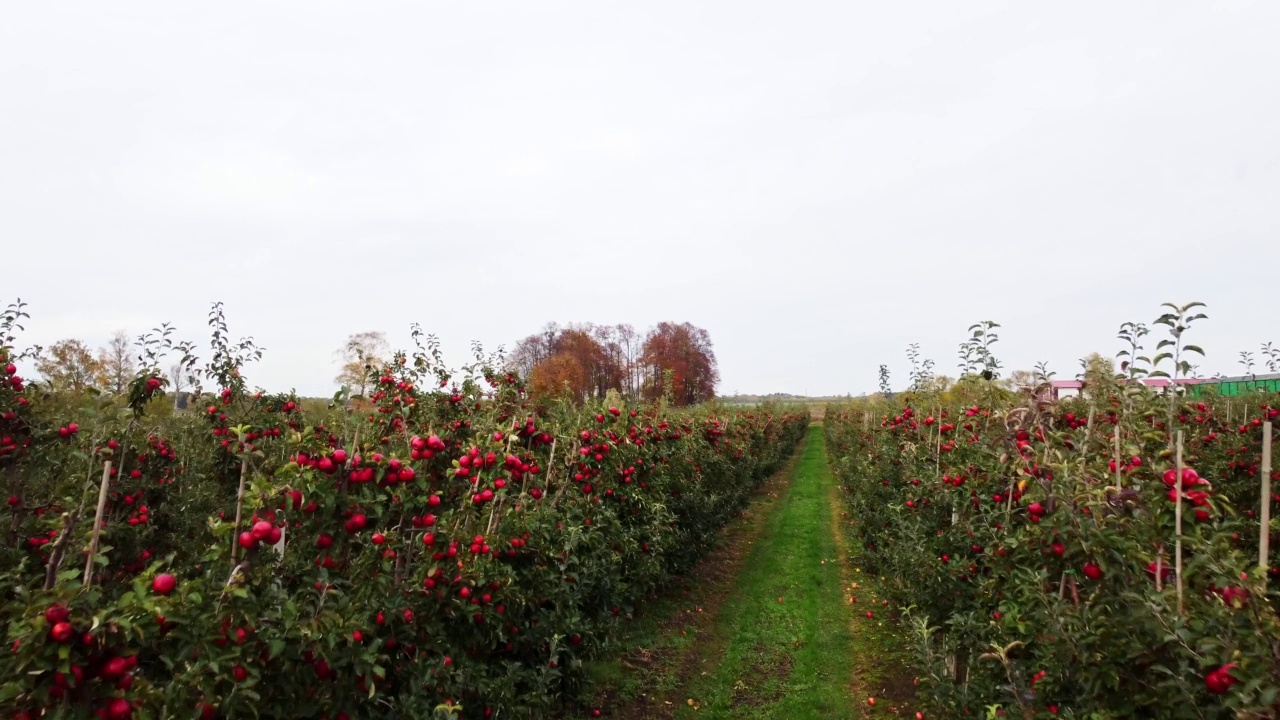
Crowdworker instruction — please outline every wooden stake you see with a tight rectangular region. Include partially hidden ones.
[1175,431,1184,614]
[552,438,576,508]
[1114,431,1123,491]
[934,412,953,524]
[527,437,555,499]
[1261,421,1274,573]
[83,461,112,585]
[486,493,503,536]
[934,407,943,477]
[230,458,249,567]
[44,513,75,590]
[7,466,23,549]
[272,525,286,559]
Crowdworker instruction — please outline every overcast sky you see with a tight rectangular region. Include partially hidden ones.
[2,1,1278,397]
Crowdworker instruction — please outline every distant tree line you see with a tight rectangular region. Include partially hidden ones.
[30,320,720,409]
[507,322,719,406]
[30,331,156,394]
[332,322,720,407]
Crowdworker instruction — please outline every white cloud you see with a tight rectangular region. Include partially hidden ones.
[568,130,642,160]
[497,152,556,178]
[114,146,327,214]
[2,1,1278,396]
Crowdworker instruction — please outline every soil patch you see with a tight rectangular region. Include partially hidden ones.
[728,643,795,708]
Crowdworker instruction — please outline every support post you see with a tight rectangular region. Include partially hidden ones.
[1175,431,1184,614]
[1261,421,1273,574]
[83,461,113,585]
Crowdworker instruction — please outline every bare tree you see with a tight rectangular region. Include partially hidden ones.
[1004,370,1037,391]
[615,323,641,399]
[98,330,135,394]
[336,331,391,397]
[168,361,188,394]
[163,360,188,411]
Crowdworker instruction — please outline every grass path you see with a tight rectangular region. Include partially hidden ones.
[670,425,857,718]
[585,425,916,719]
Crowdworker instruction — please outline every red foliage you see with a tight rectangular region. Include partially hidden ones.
[511,321,718,405]
[640,322,719,406]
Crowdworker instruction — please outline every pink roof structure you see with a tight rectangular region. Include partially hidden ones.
[1049,377,1208,394]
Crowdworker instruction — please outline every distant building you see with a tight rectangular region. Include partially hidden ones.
[1049,373,1280,401]
[1196,373,1280,396]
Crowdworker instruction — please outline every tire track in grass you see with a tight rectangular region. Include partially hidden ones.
[671,426,858,719]
[587,426,916,719]
[579,435,806,719]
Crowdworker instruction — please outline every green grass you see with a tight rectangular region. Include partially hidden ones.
[579,427,917,719]
[580,581,705,706]
[578,451,796,716]
[674,426,856,719]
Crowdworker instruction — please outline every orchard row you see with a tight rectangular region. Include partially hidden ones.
[827,357,1278,717]
[0,306,808,719]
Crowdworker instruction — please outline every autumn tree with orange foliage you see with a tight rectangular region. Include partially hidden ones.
[527,353,590,403]
[640,322,719,406]
[509,321,717,406]
[510,323,619,403]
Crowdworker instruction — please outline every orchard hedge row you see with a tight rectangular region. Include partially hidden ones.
[0,318,807,719]
[826,374,1279,718]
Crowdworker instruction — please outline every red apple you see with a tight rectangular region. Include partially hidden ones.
[50,621,74,643]
[152,573,177,595]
